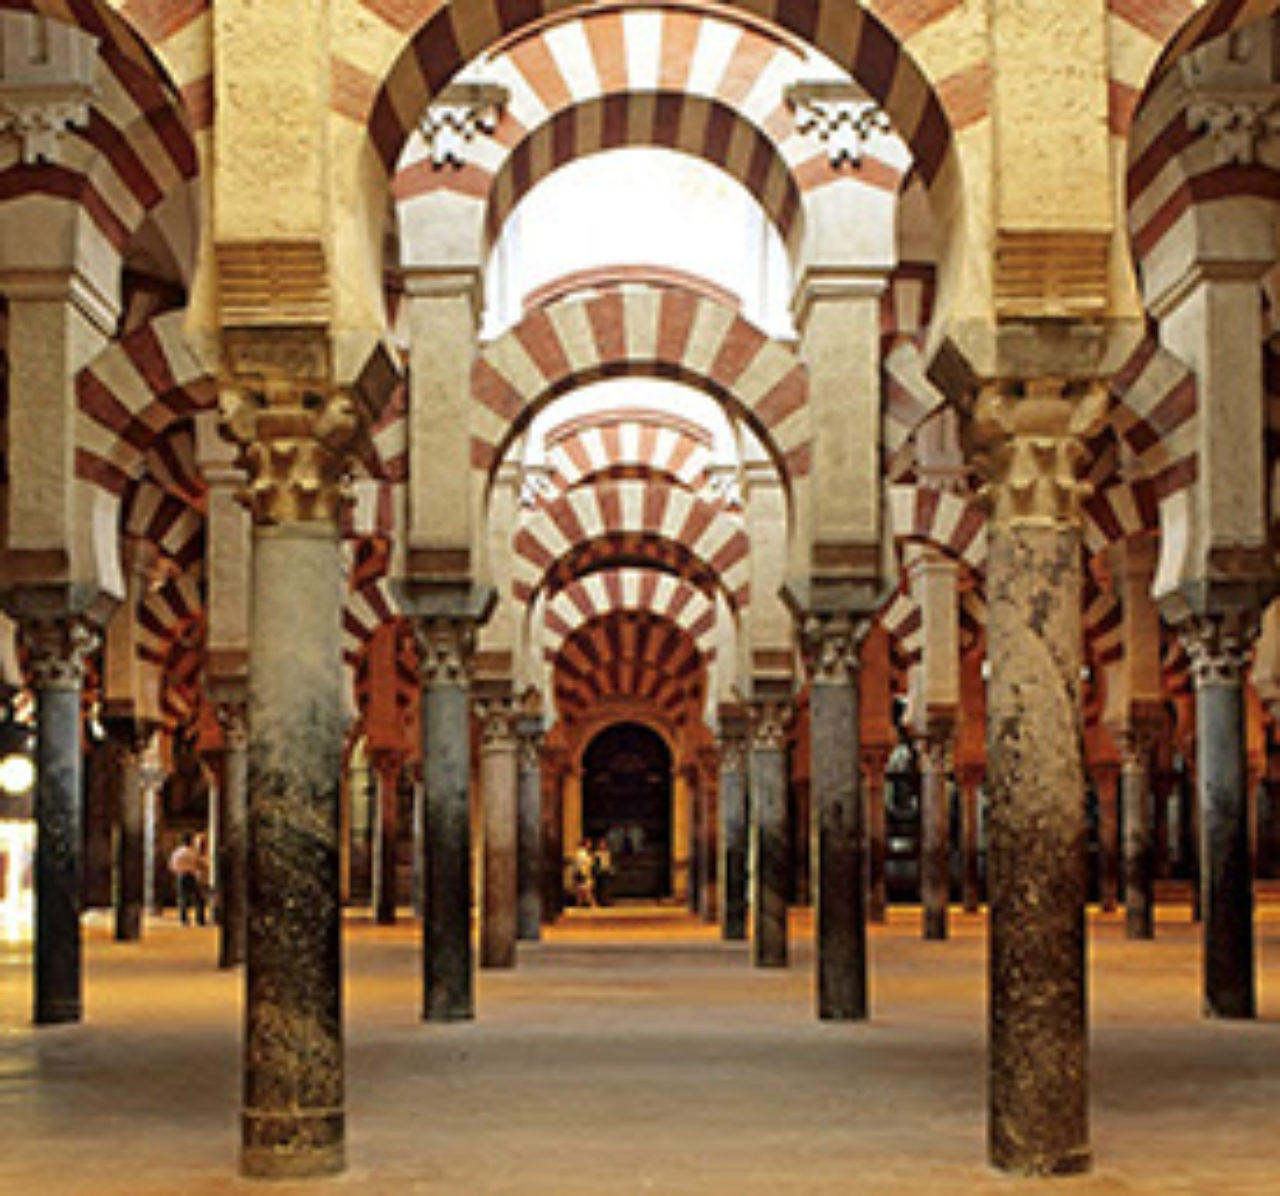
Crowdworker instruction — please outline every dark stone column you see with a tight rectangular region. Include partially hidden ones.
[105,718,152,943]
[24,618,96,1025]
[416,620,476,1019]
[1183,613,1256,1019]
[862,748,889,923]
[215,698,249,969]
[686,764,702,913]
[410,769,424,919]
[975,381,1094,1176]
[477,694,518,969]
[1093,764,1120,913]
[806,615,866,1020]
[749,698,790,968]
[958,768,983,913]
[516,717,544,942]
[372,752,402,926]
[1120,726,1158,940]
[917,730,953,940]
[541,749,565,924]
[697,749,719,923]
[717,720,748,941]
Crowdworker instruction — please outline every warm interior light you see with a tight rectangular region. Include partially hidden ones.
[0,754,35,796]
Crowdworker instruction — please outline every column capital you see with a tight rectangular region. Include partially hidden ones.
[914,727,954,775]
[214,699,249,751]
[413,618,477,687]
[21,616,97,690]
[801,611,866,686]
[1180,608,1259,689]
[747,699,792,753]
[474,695,518,751]
[965,378,1107,526]
[219,330,368,526]
[1113,701,1166,769]
[860,742,893,780]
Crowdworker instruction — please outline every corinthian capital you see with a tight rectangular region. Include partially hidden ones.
[1180,608,1259,689]
[967,379,1107,526]
[801,612,865,686]
[474,694,518,750]
[748,699,792,752]
[219,330,366,526]
[414,619,476,688]
[22,616,98,690]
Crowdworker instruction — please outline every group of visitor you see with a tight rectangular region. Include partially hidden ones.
[571,838,615,908]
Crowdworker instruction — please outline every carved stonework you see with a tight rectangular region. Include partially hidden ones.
[1181,23,1279,167]
[0,12,97,166]
[748,700,791,753]
[475,696,518,750]
[967,379,1108,525]
[219,331,365,526]
[1187,96,1279,165]
[786,82,890,168]
[420,82,508,168]
[22,617,97,690]
[1181,609,1259,689]
[415,619,476,687]
[215,701,249,751]
[915,729,954,776]
[802,613,865,686]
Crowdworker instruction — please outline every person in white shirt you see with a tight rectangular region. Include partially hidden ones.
[169,833,206,926]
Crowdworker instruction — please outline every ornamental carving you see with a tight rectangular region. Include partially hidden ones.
[414,619,476,687]
[801,613,865,685]
[966,379,1108,525]
[1186,96,1279,166]
[219,332,367,526]
[475,696,518,750]
[1181,24,1280,167]
[1180,609,1258,689]
[420,82,508,168]
[22,617,97,690]
[215,701,249,751]
[748,700,791,752]
[0,12,97,165]
[914,730,953,776]
[786,82,890,168]
[718,729,747,774]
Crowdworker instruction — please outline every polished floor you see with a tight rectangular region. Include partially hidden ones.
[1,901,1277,1194]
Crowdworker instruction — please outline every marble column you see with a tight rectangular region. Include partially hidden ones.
[1183,613,1256,1019]
[516,719,543,942]
[215,699,249,969]
[687,765,703,914]
[1093,765,1120,913]
[974,380,1098,1175]
[24,618,96,1025]
[917,730,954,940]
[806,615,867,1020]
[1120,727,1158,940]
[958,768,984,913]
[144,770,162,915]
[477,696,518,969]
[750,699,790,968]
[718,723,748,941]
[697,750,719,924]
[416,620,476,1018]
[222,344,367,1179]
[541,750,565,924]
[372,752,402,926]
[862,748,890,923]
[411,770,425,919]
[106,719,152,943]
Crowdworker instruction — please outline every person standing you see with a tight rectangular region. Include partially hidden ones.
[169,833,206,926]
[573,840,596,908]
[592,838,614,907]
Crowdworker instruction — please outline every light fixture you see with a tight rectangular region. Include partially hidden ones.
[0,753,34,796]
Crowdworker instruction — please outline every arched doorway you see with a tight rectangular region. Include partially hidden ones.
[581,723,673,900]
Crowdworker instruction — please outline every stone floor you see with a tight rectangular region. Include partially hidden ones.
[1,902,1277,1194]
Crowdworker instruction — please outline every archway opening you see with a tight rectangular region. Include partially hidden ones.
[581,722,673,901]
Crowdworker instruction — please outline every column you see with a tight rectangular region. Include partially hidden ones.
[1182,612,1256,1019]
[718,717,749,941]
[1093,764,1120,913]
[958,767,984,913]
[105,719,152,943]
[414,620,478,1018]
[223,341,364,1179]
[24,618,96,1024]
[477,695,518,969]
[371,752,402,926]
[1120,724,1159,940]
[215,697,249,969]
[541,748,565,924]
[697,749,719,924]
[806,614,867,1020]
[516,718,544,941]
[862,747,890,923]
[917,730,954,940]
[144,762,163,915]
[686,764,702,914]
[974,380,1099,1175]
[750,698,790,968]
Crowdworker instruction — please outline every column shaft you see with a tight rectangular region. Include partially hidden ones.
[479,706,518,969]
[719,743,748,941]
[516,730,543,941]
[111,730,146,943]
[987,520,1089,1175]
[242,526,345,1178]
[750,706,789,968]
[373,757,400,926]
[960,776,982,913]
[864,763,888,923]
[919,738,952,940]
[1122,748,1155,940]
[1094,769,1119,913]
[218,708,249,969]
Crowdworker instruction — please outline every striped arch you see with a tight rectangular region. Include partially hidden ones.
[542,407,717,496]
[883,337,946,458]
[552,609,707,729]
[888,483,986,572]
[538,568,720,664]
[513,476,750,608]
[474,281,810,499]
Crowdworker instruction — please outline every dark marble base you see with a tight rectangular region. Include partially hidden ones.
[242,1110,344,1178]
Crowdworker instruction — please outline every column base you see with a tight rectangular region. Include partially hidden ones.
[923,909,948,940]
[114,909,142,942]
[990,1141,1091,1178]
[422,1000,474,1023]
[241,1110,345,1179]
[1204,995,1255,1020]
[1125,914,1154,941]
[34,998,81,1026]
